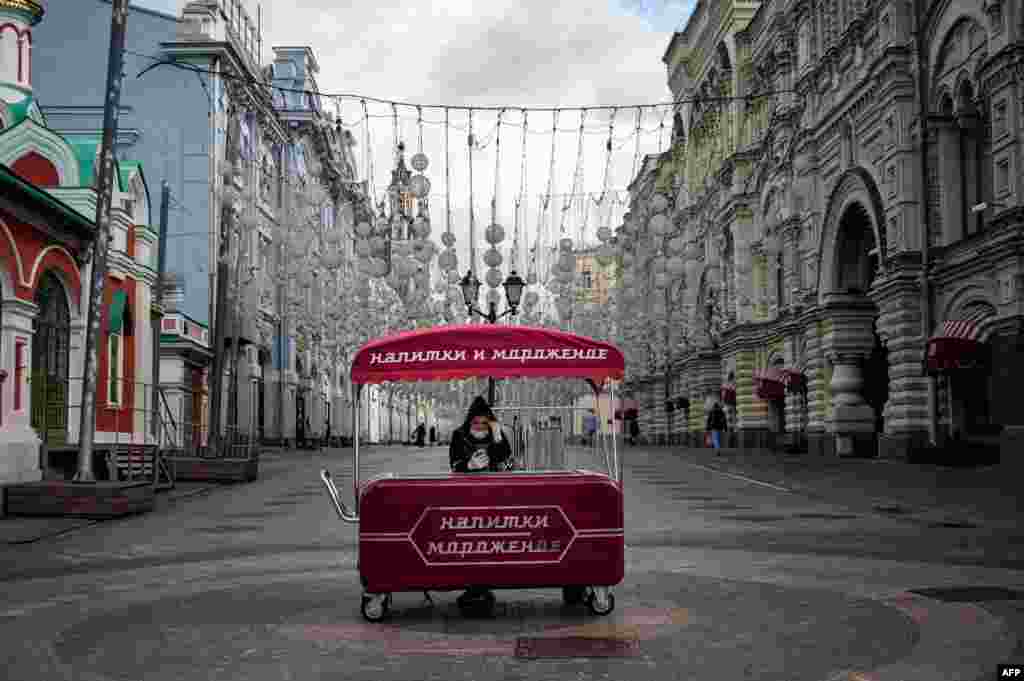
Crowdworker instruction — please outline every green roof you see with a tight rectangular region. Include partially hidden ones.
[0,163,95,237]
[118,160,142,192]
[64,135,103,187]
[6,95,34,126]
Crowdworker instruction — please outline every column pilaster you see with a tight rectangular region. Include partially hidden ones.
[0,297,42,484]
[822,293,877,457]
[871,264,931,459]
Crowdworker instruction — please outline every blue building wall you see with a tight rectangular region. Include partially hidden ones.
[32,0,213,325]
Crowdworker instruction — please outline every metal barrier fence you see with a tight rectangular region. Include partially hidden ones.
[492,404,614,476]
[25,375,257,485]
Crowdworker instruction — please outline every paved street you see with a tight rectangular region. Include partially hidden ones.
[1,445,1022,681]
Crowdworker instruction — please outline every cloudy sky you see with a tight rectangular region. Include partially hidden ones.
[136,0,694,285]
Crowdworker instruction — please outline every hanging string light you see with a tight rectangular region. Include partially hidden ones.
[514,108,528,278]
[467,109,477,277]
[484,108,506,295]
[560,108,587,236]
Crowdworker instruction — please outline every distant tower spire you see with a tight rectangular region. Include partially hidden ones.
[0,0,45,94]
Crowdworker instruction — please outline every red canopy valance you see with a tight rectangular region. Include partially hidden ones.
[614,398,639,420]
[351,324,625,385]
[925,317,991,374]
[720,383,737,405]
[780,369,807,394]
[754,368,787,400]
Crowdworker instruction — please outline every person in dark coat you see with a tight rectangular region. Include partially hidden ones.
[706,402,728,451]
[414,422,427,447]
[629,417,639,446]
[448,396,512,611]
[429,424,437,445]
[449,396,512,473]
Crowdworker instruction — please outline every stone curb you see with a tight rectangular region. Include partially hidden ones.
[667,450,1006,528]
[824,591,1018,681]
[2,483,221,545]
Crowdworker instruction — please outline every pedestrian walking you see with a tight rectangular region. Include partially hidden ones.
[629,417,639,446]
[706,402,728,452]
[414,422,427,448]
[429,424,437,446]
[583,409,598,446]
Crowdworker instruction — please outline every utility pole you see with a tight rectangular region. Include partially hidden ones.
[75,0,131,482]
[151,182,170,439]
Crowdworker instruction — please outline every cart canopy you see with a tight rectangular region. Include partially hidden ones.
[350,324,625,385]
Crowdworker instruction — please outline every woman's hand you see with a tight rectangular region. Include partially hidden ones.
[468,451,490,470]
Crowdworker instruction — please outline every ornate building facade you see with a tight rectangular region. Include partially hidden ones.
[0,0,160,483]
[621,0,1022,460]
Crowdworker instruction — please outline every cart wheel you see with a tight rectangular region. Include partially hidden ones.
[562,586,587,606]
[586,588,615,616]
[361,594,389,622]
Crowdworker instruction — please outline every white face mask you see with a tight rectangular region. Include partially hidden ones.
[470,428,488,440]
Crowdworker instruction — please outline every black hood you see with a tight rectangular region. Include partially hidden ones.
[465,396,495,423]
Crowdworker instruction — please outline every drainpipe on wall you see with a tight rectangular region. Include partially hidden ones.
[913,0,938,447]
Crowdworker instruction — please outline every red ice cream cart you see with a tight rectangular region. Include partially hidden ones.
[320,323,625,622]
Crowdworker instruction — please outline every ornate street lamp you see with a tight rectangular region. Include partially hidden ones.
[459,269,526,403]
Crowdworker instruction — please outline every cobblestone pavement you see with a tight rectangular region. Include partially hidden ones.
[0,444,1020,680]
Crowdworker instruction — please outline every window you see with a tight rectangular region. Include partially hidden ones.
[776,257,785,310]
[108,332,123,406]
[996,158,1010,196]
[993,100,1007,138]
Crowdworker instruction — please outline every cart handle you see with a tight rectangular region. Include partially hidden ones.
[320,469,359,523]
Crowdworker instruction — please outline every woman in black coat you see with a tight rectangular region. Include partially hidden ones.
[447,396,512,611]
[449,396,512,473]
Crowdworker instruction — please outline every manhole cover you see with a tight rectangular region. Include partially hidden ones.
[514,636,640,658]
[911,587,1024,603]
[794,513,859,520]
[720,514,789,523]
[873,504,911,515]
[196,524,264,534]
[928,521,978,529]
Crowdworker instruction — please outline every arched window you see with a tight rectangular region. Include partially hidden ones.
[32,272,71,444]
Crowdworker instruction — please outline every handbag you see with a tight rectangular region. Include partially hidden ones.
[704,432,712,448]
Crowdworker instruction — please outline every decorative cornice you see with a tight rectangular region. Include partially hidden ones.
[0,0,44,25]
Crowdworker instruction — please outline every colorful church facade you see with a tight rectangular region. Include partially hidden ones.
[0,0,161,485]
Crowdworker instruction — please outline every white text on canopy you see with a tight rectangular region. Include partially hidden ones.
[367,348,609,365]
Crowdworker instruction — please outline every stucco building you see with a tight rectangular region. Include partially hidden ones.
[0,0,161,484]
[621,0,1022,461]
[32,0,373,449]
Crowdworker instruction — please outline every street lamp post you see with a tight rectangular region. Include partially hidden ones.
[459,269,526,404]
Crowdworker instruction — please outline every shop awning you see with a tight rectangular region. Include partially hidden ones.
[754,368,787,400]
[925,310,993,374]
[614,398,639,419]
[720,383,737,405]
[780,369,807,394]
[108,290,128,334]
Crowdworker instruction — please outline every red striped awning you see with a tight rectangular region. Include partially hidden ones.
[780,369,807,393]
[925,307,993,373]
[753,368,786,400]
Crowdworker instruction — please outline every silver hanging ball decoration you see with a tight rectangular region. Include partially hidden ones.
[410,174,431,198]
[485,223,505,245]
[483,248,503,268]
[441,232,457,248]
[411,152,429,172]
